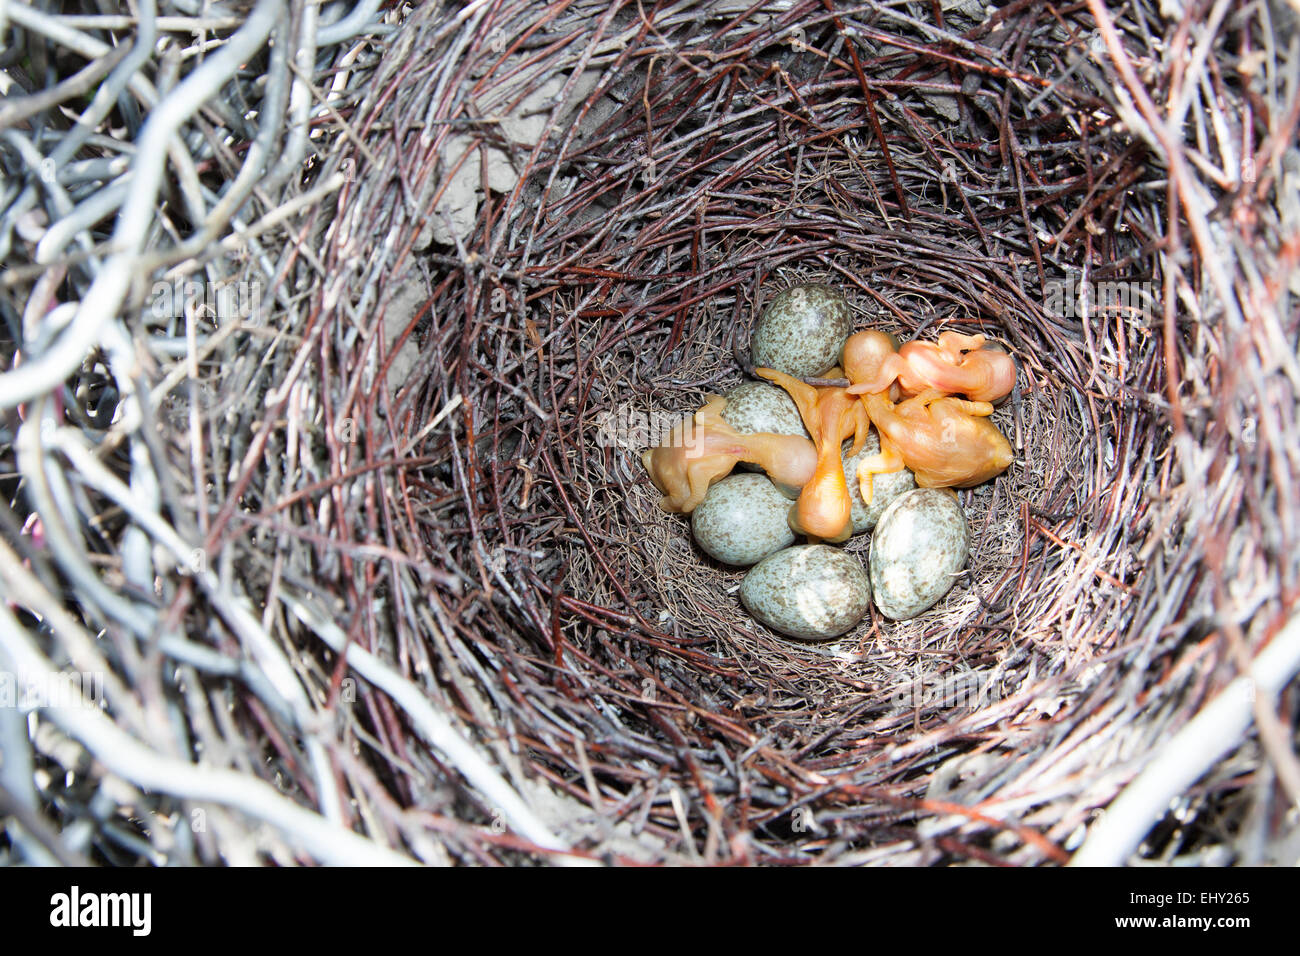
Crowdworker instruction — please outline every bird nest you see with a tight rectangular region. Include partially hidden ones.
[2,0,1298,866]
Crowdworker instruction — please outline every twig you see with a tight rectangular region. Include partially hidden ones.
[1070,612,1300,866]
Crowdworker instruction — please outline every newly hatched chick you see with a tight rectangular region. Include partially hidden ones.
[847,330,1016,403]
[753,367,870,543]
[641,396,818,513]
[842,331,1013,501]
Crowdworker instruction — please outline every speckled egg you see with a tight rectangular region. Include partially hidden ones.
[722,381,810,439]
[750,283,853,378]
[843,431,917,533]
[869,489,969,621]
[691,474,795,566]
[722,382,811,494]
[740,545,872,641]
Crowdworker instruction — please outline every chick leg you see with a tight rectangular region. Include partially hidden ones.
[943,397,996,418]
[900,388,949,410]
[854,437,906,506]
[843,400,871,459]
[937,331,986,363]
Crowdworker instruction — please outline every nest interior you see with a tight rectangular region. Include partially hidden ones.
[4,0,1298,866]
[301,0,1297,863]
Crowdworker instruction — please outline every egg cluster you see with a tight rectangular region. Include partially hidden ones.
[641,282,1016,641]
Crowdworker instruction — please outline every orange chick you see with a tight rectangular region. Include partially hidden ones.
[847,330,1015,403]
[641,395,818,513]
[754,367,870,543]
[842,330,1013,502]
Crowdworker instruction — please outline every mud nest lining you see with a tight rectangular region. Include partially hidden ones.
[4,0,1299,866]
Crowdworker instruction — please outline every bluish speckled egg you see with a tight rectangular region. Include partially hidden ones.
[750,283,852,378]
[843,430,916,533]
[869,489,969,621]
[691,474,795,566]
[722,381,810,439]
[740,545,871,640]
[722,382,811,495]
